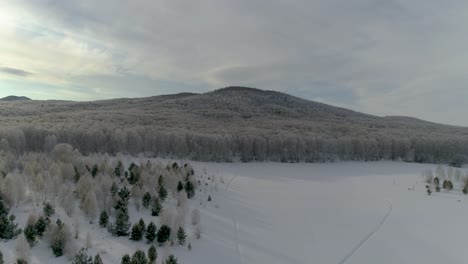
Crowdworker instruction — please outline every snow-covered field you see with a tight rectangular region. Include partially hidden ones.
[2,161,467,264]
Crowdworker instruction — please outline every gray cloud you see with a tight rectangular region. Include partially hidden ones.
[0,67,32,77]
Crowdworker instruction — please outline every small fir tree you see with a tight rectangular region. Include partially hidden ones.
[121,254,131,264]
[145,222,157,243]
[151,198,162,217]
[177,227,186,245]
[157,225,171,245]
[99,211,109,228]
[142,192,151,209]
[148,245,157,264]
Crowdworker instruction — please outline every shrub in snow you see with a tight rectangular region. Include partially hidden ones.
[34,216,47,237]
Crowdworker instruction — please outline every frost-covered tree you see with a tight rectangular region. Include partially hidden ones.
[83,191,98,223]
[15,236,30,263]
[23,214,37,246]
[49,220,71,257]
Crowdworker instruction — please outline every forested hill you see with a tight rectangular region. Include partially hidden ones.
[0,86,466,164]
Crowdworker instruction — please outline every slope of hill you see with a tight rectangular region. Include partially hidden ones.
[0,95,32,101]
[0,87,466,163]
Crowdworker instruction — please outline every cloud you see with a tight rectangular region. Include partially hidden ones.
[0,67,32,77]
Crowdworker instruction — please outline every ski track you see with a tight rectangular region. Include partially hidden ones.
[338,201,393,264]
[224,174,244,264]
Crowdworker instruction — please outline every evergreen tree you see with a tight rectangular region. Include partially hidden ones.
[110,207,131,237]
[158,185,168,202]
[176,227,186,245]
[34,216,47,237]
[165,255,177,264]
[145,222,157,243]
[43,202,55,218]
[93,254,103,264]
[0,250,3,264]
[188,243,192,251]
[426,187,432,195]
[151,198,162,217]
[74,166,81,183]
[16,259,28,264]
[23,223,37,246]
[138,219,146,233]
[118,187,131,204]
[158,175,164,187]
[110,182,119,197]
[51,221,68,257]
[121,254,131,264]
[131,250,148,264]
[91,165,99,178]
[142,192,151,209]
[99,211,109,228]
[176,181,184,193]
[130,223,144,241]
[208,195,212,202]
[435,185,441,192]
[72,248,93,264]
[0,200,21,239]
[184,181,195,199]
[157,225,171,245]
[148,245,157,264]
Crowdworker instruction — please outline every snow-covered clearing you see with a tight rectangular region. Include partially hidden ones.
[2,161,467,263]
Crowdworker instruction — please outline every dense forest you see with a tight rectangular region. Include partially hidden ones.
[0,87,466,165]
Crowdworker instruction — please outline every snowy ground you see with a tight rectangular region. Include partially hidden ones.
[2,161,467,264]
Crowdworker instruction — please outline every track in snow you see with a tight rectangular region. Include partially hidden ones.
[224,175,244,264]
[338,201,393,264]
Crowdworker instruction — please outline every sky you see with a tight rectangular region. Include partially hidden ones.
[0,1,468,126]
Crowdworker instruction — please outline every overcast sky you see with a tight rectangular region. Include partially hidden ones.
[0,1,467,125]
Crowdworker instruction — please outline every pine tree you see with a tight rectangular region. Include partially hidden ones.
[207,195,212,202]
[131,250,148,264]
[165,255,177,264]
[51,221,69,257]
[24,223,37,246]
[99,211,109,228]
[184,181,195,199]
[72,248,93,264]
[151,198,162,217]
[110,183,119,197]
[110,207,131,237]
[16,259,28,264]
[157,225,171,245]
[145,222,157,243]
[139,219,146,233]
[43,202,55,218]
[148,245,157,264]
[93,254,103,264]
[0,250,3,264]
[176,227,186,245]
[158,185,168,202]
[34,216,47,237]
[142,192,151,209]
[118,187,131,204]
[130,223,144,241]
[91,164,99,178]
[0,200,21,240]
[177,181,184,193]
[121,254,131,264]
[188,243,192,251]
